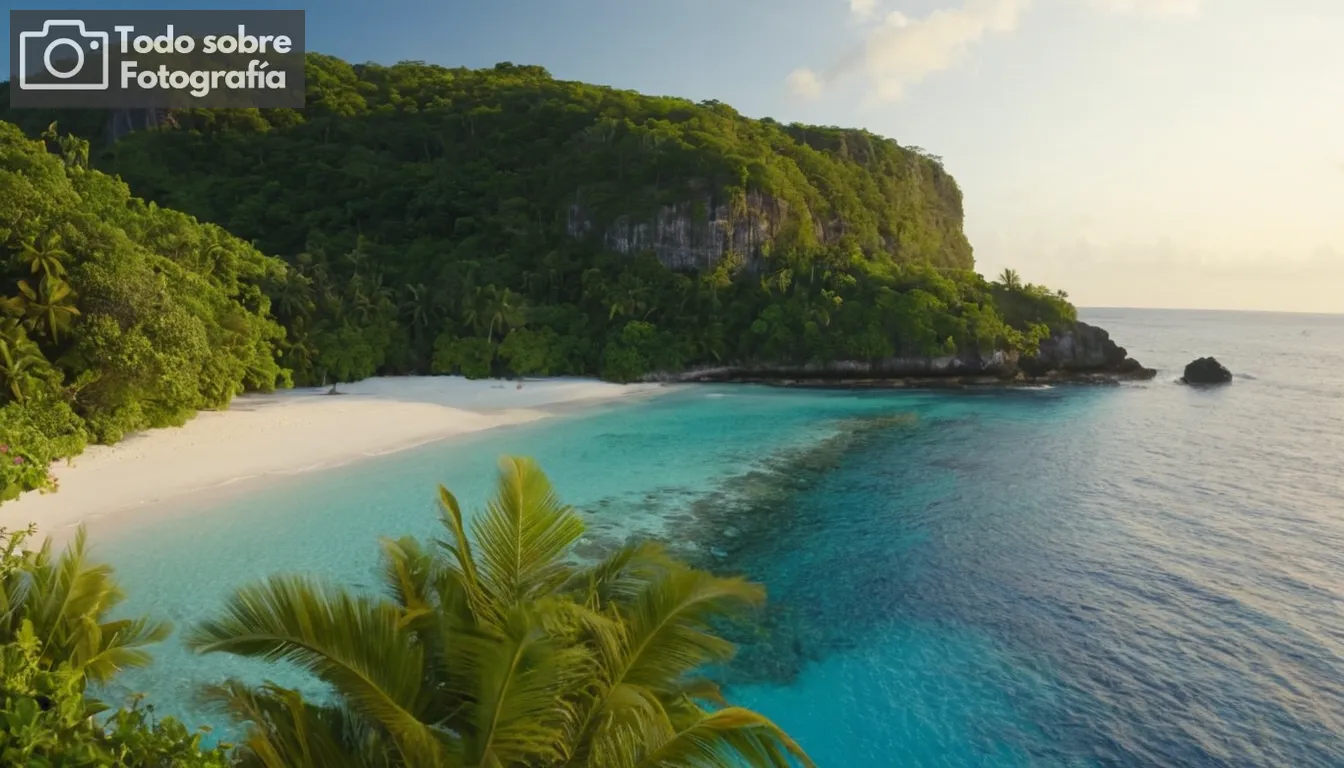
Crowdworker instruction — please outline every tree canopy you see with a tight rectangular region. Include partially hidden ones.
[0,121,288,500]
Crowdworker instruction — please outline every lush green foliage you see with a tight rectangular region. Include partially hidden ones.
[0,526,231,766]
[0,459,812,765]
[5,55,1075,389]
[0,121,289,499]
[189,456,813,767]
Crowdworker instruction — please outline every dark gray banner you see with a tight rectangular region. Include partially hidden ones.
[8,9,306,108]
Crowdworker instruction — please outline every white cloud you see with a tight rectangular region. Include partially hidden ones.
[1091,0,1203,17]
[786,0,1028,103]
[786,68,824,99]
[789,0,1202,101]
[850,0,878,20]
[864,0,1027,101]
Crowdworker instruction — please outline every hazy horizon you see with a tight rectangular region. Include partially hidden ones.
[2,0,1339,313]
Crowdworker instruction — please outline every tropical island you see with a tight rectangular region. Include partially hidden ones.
[0,54,1149,504]
[0,54,1156,763]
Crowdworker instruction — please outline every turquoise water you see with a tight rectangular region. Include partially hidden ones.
[87,308,1344,766]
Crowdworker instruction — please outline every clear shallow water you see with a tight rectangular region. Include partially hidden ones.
[86,308,1344,767]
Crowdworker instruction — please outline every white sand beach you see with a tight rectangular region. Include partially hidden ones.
[1,377,668,538]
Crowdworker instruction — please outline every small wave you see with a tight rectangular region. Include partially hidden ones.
[1019,385,1055,391]
[705,393,732,398]
[200,473,262,489]
[273,462,333,475]
[1235,373,1258,381]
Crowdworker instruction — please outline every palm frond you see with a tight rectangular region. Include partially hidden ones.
[568,565,766,762]
[379,536,438,617]
[185,575,446,764]
[564,542,672,614]
[583,683,678,768]
[471,456,585,614]
[432,484,488,625]
[454,605,589,767]
[199,679,390,768]
[75,614,171,683]
[618,566,764,693]
[632,707,815,768]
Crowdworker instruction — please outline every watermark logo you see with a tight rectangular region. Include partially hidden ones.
[9,10,305,108]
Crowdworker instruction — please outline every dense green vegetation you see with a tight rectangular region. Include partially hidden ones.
[3,55,1073,387]
[0,458,811,767]
[0,122,287,500]
[0,525,231,765]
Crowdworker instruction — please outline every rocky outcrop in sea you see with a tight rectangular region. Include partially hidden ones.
[1181,357,1232,385]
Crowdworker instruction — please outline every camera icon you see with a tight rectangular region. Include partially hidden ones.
[17,20,110,91]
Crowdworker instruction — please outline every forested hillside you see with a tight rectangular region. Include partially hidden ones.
[0,54,1077,499]
[2,55,1072,389]
[0,123,287,500]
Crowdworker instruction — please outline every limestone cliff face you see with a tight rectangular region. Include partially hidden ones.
[567,191,823,272]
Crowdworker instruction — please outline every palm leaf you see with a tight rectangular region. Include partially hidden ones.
[471,456,585,613]
[186,575,447,765]
[618,566,763,693]
[564,542,672,614]
[632,707,814,768]
[453,605,588,767]
[432,485,487,624]
[569,566,765,763]
[200,679,393,768]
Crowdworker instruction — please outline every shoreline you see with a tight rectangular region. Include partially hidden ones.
[692,371,1159,390]
[0,377,671,541]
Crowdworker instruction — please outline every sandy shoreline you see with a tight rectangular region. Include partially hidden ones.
[1,377,669,539]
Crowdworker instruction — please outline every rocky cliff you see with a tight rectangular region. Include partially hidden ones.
[567,191,790,272]
[1020,322,1153,378]
[650,322,1154,386]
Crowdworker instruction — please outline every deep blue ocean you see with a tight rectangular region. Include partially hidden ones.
[86,308,1344,767]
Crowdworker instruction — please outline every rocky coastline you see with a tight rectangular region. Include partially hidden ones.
[647,321,1156,389]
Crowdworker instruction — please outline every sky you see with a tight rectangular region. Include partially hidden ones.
[3,0,1342,312]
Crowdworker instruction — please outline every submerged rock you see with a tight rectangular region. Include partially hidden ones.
[1181,357,1232,385]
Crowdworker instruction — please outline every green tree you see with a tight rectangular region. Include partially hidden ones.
[0,319,46,402]
[188,457,813,768]
[16,231,69,279]
[7,275,80,343]
[996,268,1022,291]
[0,526,231,766]
[0,527,170,685]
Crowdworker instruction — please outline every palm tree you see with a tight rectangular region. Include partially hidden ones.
[0,526,170,686]
[8,275,80,343]
[17,231,69,279]
[0,319,47,402]
[271,271,316,323]
[463,285,525,343]
[189,457,813,768]
[997,268,1022,291]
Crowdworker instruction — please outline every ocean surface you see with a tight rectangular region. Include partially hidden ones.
[85,307,1344,767]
